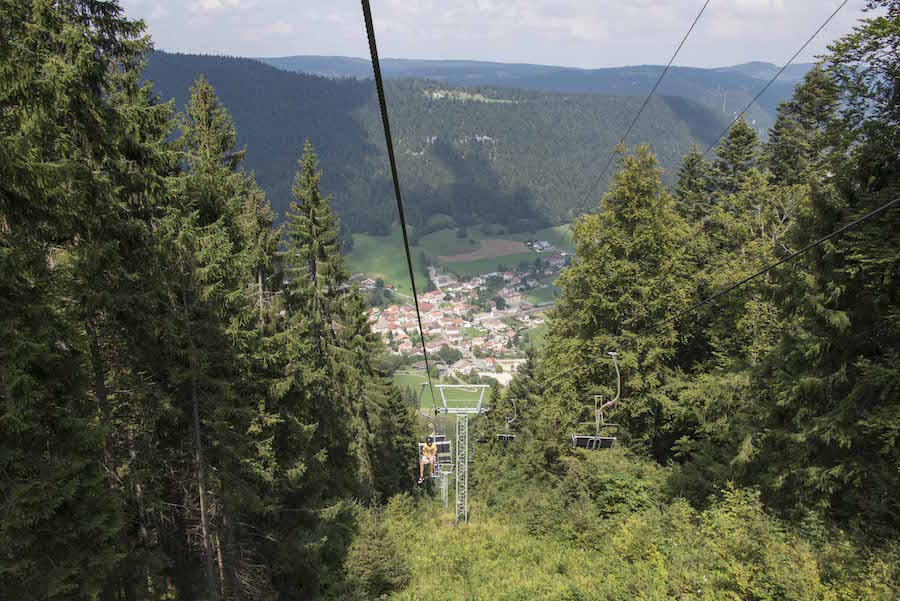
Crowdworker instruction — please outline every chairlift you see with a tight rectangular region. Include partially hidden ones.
[418,436,453,477]
[415,384,452,478]
[496,398,517,442]
[572,352,621,450]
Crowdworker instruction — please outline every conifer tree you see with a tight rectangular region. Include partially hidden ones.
[750,3,900,529]
[156,76,272,601]
[542,145,693,460]
[712,116,759,194]
[675,143,711,221]
[0,1,167,598]
[765,67,839,185]
[284,140,349,326]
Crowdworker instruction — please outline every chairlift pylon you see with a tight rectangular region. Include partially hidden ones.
[572,352,621,450]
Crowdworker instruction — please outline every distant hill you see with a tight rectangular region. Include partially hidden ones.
[144,51,735,235]
[261,56,815,134]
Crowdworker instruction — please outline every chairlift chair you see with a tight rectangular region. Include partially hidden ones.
[415,384,452,477]
[572,352,621,451]
[496,398,518,442]
[418,437,453,478]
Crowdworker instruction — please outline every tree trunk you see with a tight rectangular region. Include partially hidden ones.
[215,527,226,599]
[184,288,218,601]
[258,268,265,329]
[193,372,218,601]
[223,505,236,599]
[129,431,155,600]
[85,317,114,476]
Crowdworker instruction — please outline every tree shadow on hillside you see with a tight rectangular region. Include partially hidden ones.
[660,95,733,148]
[402,138,548,234]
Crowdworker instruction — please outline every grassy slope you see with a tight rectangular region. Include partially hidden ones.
[346,225,425,295]
[392,372,487,411]
[362,450,895,600]
[524,286,560,306]
[347,224,572,291]
[388,503,609,600]
[522,322,549,350]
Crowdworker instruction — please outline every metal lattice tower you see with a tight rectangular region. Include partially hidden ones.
[455,414,469,522]
[440,468,450,508]
[432,384,489,524]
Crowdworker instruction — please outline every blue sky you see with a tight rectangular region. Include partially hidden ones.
[121,0,870,69]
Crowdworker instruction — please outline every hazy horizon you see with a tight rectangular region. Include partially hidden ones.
[125,0,869,71]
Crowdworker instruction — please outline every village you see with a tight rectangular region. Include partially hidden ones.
[357,240,569,383]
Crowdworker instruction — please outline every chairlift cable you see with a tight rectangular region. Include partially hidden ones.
[545,195,900,386]
[555,0,711,251]
[700,0,850,160]
[563,0,850,243]
[361,0,437,401]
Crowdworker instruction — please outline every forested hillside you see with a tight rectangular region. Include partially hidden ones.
[144,51,731,234]
[261,55,810,133]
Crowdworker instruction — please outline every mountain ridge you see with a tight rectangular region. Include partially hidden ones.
[259,55,814,133]
[144,51,746,235]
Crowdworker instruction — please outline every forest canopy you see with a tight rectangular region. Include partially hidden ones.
[143,51,732,235]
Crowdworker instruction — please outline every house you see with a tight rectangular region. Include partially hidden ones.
[360,278,377,289]
[484,319,503,332]
[500,291,521,305]
[451,359,473,372]
[419,302,434,312]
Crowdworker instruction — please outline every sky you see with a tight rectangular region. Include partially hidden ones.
[121,0,870,69]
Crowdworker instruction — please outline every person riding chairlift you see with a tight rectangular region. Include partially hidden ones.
[419,435,437,484]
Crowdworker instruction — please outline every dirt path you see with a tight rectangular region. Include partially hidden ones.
[439,239,530,263]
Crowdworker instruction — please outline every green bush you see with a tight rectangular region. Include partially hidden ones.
[344,505,411,598]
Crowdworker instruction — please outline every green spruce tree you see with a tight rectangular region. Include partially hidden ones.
[712,116,759,194]
[542,145,694,460]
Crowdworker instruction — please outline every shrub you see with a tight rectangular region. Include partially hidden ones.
[344,506,411,598]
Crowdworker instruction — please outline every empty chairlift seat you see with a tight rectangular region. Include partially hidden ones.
[571,352,622,452]
[496,399,518,442]
[571,433,615,450]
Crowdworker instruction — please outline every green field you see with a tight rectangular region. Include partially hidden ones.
[522,322,549,349]
[392,372,433,408]
[347,223,573,291]
[346,225,425,295]
[393,371,488,411]
[525,286,561,306]
[441,253,537,277]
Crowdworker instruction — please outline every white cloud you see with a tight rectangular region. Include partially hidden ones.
[121,0,869,68]
[265,19,294,36]
[189,0,242,14]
